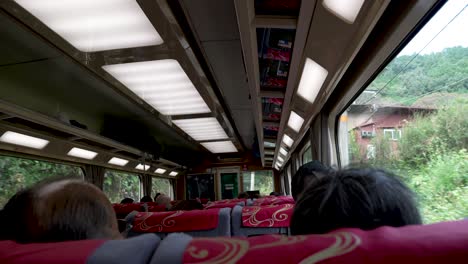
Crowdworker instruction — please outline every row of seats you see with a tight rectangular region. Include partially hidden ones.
[127,203,293,238]
[113,197,295,239]
[2,219,467,263]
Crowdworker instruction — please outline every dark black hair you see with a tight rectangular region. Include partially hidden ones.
[291,160,331,201]
[290,168,422,235]
[120,197,134,204]
[237,192,249,199]
[270,192,281,196]
[140,195,153,203]
[154,193,161,201]
[0,177,120,243]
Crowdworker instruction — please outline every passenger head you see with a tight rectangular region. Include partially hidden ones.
[291,160,331,201]
[270,192,281,196]
[154,193,161,201]
[237,192,249,199]
[140,195,153,203]
[290,168,422,235]
[155,193,171,209]
[0,177,120,243]
[169,199,203,211]
[120,197,134,204]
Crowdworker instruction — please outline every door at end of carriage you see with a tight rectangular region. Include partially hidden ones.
[186,173,215,201]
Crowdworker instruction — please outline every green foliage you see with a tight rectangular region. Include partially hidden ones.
[103,170,141,203]
[357,101,467,223]
[0,156,83,207]
[152,177,172,198]
[368,47,468,104]
[243,171,274,196]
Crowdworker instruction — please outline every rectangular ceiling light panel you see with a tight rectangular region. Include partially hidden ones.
[201,141,237,153]
[169,171,178,176]
[136,164,150,171]
[297,58,328,104]
[277,156,284,162]
[264,141,276,148]
[279,147,288,156]
[282,135,294,148]
[15,0,164,52]
[0,131,49,149]
[322,0,365,24]
[287,111,305,132]
[173,117,228,141]
[67,147,98,160]
[155,168,166,174]
[103,60,211,116]
[108,157,129,166]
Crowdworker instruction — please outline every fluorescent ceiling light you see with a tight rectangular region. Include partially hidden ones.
[0,131,49,149]
[277,156,284,162]
[322,0,365,24]
[264,141,276,148]
[155,168,167,174]
[136,164,150,171]
[108,157,129,166]
[201,141,237,153]
[169,171,178,177]
[297,58,328,104]
[279,147,288,156]
[287,111,305,133]
[282,135,294,148]
[173,117,228,141]
[15,0,163,52]
[265,150,275,155]
[67,147,97,160]
[103,60,210,116]
[265,156,273,161]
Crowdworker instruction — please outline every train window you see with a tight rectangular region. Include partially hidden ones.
[103,170,141,203]
[338,1,467,224]
[152,177,174,200]
[242,170,274,196]
[0,155,83,207]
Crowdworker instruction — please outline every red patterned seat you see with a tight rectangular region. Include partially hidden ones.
[204,201,245,209]
[112,203,143,218]
[242,204,293,228]
[252,196,295,206]
[0,233,160,264]
[183,220,468,264]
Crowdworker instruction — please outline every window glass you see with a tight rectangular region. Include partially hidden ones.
[338,1,468,224]
[152,177,173,200]
[0,155,83,207]
[302,146,313,164]
[103,170,141,203]
[242,170,274,196]
[286,165,292,195]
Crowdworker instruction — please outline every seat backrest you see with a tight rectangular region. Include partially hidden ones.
[132,208,222,233]
[184,220,468,264]
[0,234,160,264]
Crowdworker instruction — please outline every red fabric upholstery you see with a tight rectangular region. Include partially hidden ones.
[132,209,221,233]
[112,203,142,216]
[183,220,468,264]
[252,196,295,206]
[200,198,209,204]
[147,204,167,212]
[242,204,293,227]
[204,201,244,209]
[0,240,105,264]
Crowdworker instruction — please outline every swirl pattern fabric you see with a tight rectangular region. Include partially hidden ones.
[183,220,468,264]
[242,204,293,227]
[252,196,295,206]
[132,209,220,233]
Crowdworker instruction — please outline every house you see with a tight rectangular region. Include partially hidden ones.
[346,104,435,160]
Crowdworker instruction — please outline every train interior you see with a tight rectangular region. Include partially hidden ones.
[0,0,467,263]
